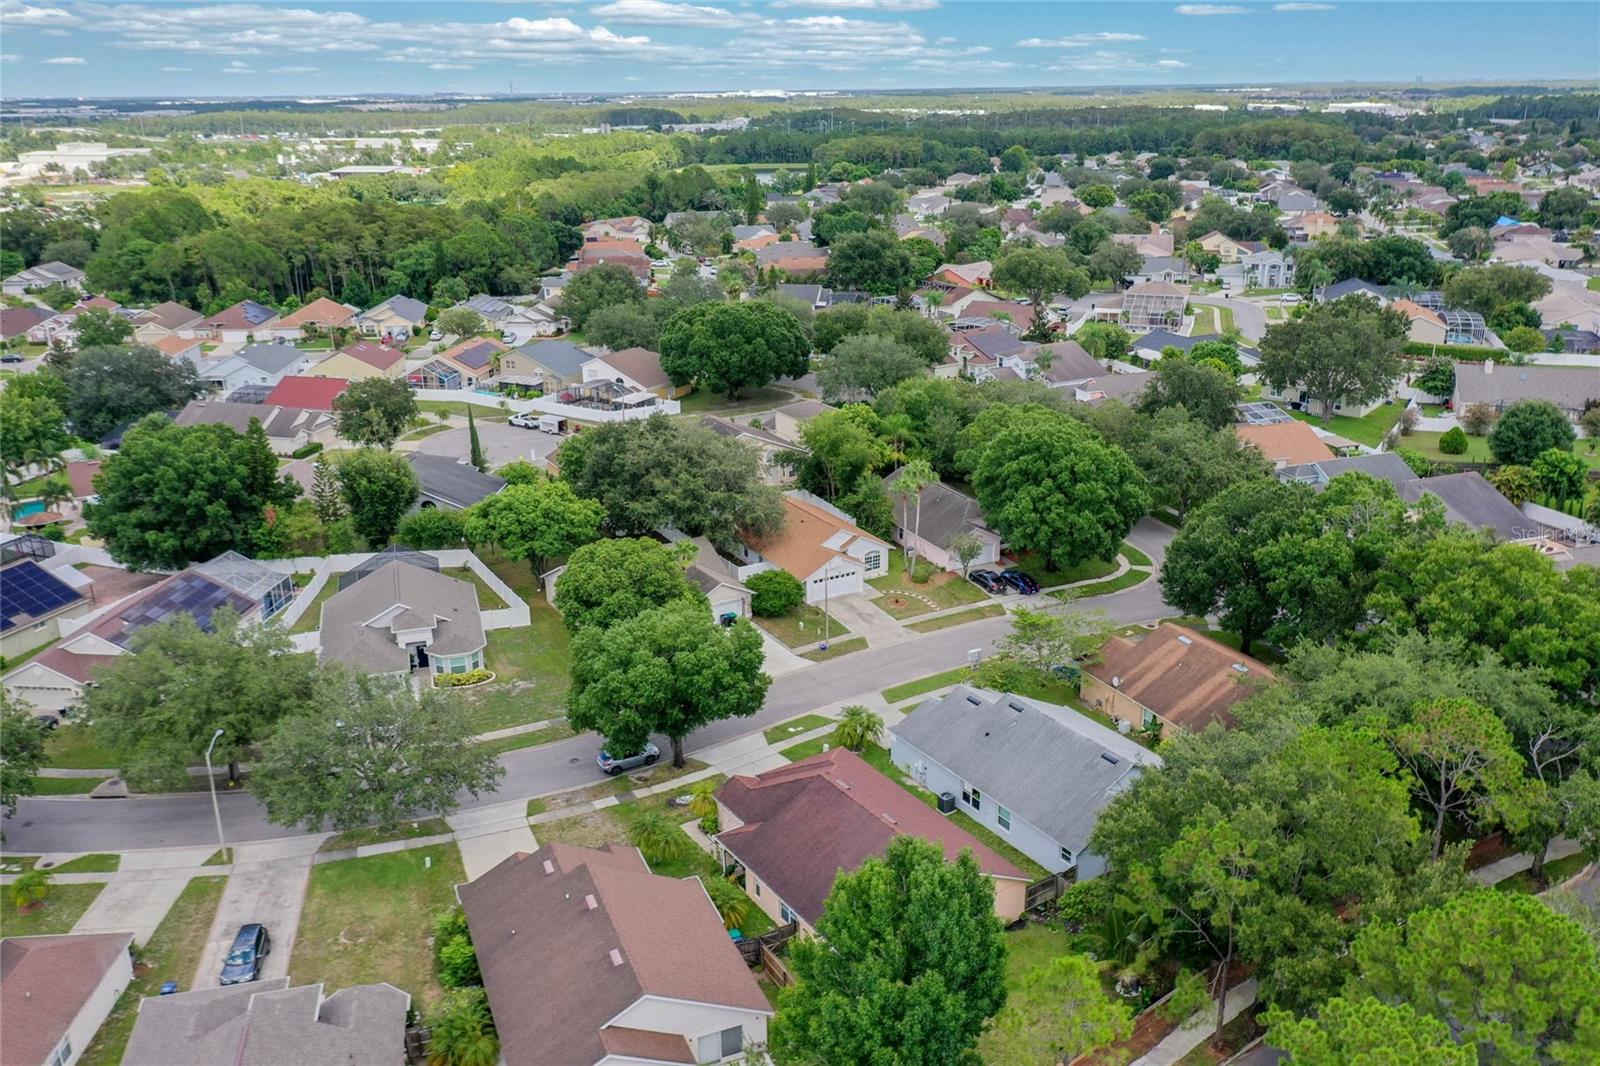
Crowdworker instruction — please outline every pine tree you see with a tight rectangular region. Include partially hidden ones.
[310,454,345,525]
[467,406,486,472]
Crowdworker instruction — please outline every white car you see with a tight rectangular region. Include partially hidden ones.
[429,329,443,340]
[1279,293,1302,304]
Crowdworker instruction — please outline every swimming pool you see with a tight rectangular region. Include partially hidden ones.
[12,501,46,519]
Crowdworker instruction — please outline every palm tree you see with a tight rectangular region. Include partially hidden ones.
[426,988,499,1066]
[628,809,690,864]
[831,705,884,753]
[893,459,938,568]
[36,477,73,515]
[703,876,753,931]
[923,290,944,320]
[12,869,51,912]
[687,780,719,821]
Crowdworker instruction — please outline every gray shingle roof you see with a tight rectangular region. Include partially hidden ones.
[233,343,309,375]
[893,685,1161,853]
[1454,361,1600,414]
[882,470,992,552]
[366,294,428,324]
[1277,451,1416,491]
[319,559,485,672]
[1399,471,1545,541]
[407,453,506,509]
[516,339,592,380]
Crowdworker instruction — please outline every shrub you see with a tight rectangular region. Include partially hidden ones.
[747,569,805,617]
[1394,447,1432,477]
[1461,402,1498,436]
[436,668,492,688]
[909,558,937,584]
[1438,426,1470,455]
[1057,878,1111,928]
[426,987,498,1066]
[1398,407,1419,436]
[698,812,719,836]
[438,935,482,989]
[11,869,50,912]
[291,441,324,459]
[1489,399,1577,465]
[396,508,467,550]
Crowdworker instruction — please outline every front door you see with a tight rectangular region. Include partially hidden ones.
[411,644,429,670]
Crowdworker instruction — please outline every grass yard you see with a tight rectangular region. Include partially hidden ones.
[318,817,452,853]
[801,636,868,661]
[754,604,852,648]
[440,565,509,610]
[400,423,453,441]
[479,592,569,684]
[3,882,105,935]
[673,386,794,418]
[1052,569,1153,600]
[882,666,975,704]
[1007,552,1118,590]
[1120,542,1153,568]
[1588,277,1600,292]
[977,920,1086,1060]
[763,714,835,746]
[45,853,120,874]
[44,724,120,770]
[906,603,1006,633]
[415,400,510,422]
[1286,401,1405,448]
[1190,305,1234,335]
[78,876,228,1066]
[286,576,342,634]
[1494,851,1592,894]
[866,551,989,619]
[292,844,466,1010]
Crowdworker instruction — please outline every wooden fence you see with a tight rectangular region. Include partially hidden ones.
[735,920,798,965]
[1025,870,1076,911]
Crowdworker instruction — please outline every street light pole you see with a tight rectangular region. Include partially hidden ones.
[204,728,229,865]
[821,557,832,651]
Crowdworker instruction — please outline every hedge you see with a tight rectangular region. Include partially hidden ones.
[290,441,324,459]
[1402,342,1502,361]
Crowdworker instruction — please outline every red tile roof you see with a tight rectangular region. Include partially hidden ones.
[264,375,348,410]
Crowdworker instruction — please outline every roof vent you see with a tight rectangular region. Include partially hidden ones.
[1008,701,1026,713]
[542,859,554,875]
[1100,752,1121,765]
[1231,663,1248,674]
[609,949,625,967]
[882,813,898,826]
[584,894,598,911]
[1177,635,1193,645]
[1111,676,1121,688]
[965,695,982,706]
[836,779,851,790]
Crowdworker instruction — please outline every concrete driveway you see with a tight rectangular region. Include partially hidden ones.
[407,419,563,470]
[192,835,323,990]
[826,593,912,648]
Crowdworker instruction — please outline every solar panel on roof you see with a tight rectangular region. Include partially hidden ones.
[0,561,83,632]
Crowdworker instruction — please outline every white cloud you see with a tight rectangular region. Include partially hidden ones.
[270,65,317,73]
[0,1,77,26]
[159,65,189,71]
[769,0,940,9]
[427,62,472,70]
[1274,2,1335,8]
[0,53,20,61]
[1156,59,1187,67]
[1017,32,1145,48]
[42,54,84,63]
[1174,4,1248,13]
[589,0,750,27]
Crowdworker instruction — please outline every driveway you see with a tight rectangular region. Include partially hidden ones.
[191,836,323,989]
[407,419,563,470]
[827,593,913,648]
[71,845,216,946]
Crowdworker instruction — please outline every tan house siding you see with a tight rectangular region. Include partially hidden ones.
[1081,674,1160,731]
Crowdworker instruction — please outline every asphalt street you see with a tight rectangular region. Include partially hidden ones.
[5,520,1175,853]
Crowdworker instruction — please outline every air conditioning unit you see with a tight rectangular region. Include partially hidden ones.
[937,792,957,815]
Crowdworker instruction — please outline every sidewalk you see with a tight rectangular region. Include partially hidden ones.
[1472,836,1581,885]
[1131,978,1258,1066]
[70,845,222,946]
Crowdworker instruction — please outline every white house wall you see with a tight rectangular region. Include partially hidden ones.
[60,942,132,1066]
[607,996,770,1055]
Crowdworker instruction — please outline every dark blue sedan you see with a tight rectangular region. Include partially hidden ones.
[1000,568,1040,594]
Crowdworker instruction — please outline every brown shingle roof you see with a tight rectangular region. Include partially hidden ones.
[1,933,132,1066]
[715,749,1026,927]
[591,346,670,390]
[459,843,768,1066]
[275,296,356,329]
[738,494,884,580]
[1086,623,1274,730]
[1235,422,1336,465]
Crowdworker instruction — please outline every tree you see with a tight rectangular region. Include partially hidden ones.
[465,477,602,577]
[1265,996,1473,1066]
[0,384,71,485]
[61,344,202,442]
[556,415,783,547]
[890,458,938,565]
[1256,296,1406,423]
[1488,398,1577,465]
[658,300,809,401]
[1079,184,1116,209]
[426,987,499,1066]
[770,837,1008,1066]
[309,453,346,525]
[949,531,985,577]
[1538,185,1591,230]
[435,306,483,338]
[554,537,702,633]
[984,954,1133,1066]
[72,308,134,348]
[1088,241,1143,286]
[1533,446,1588,505]
[395,507,467,549]
[557,263,644,331]
[584,301,661,352]
[1438,426,1469,455]
[826,230,916,295]
[1136,407,1269,521]
[831,704,884,752]
[1348,891,1600,1065]
[993,247,1090,321]
[746,568,804,618]
[1446,226,1493,261]
[972,415,1149,572]
[817,334,924,404]
[791,405,891,500]
[568,598,769,767]
[1460,402,1497,436]
[88,611,315,787]
[87,417,298,570]
[0,700,47,818]
[703,875,753,931]
[995,605,1107,677]
[337,448,420,546]
[12,869,52,913]
[466,406,486,472]
[1503,324,1547,353]
[333,376,418,450]
[1489,464,1540,507]
[627,808,691,863]
[1414,356,1455,399]
[1441,265,1551,317]
[254,668,503,832]
[1136,357,1244,431]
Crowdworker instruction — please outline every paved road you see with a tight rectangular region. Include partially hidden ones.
[5,521,1175,853]
[405,418,564,470]
[1191,295,1267,342]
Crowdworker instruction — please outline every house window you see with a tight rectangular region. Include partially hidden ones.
[1141,707,1158,729]
[864,551,882,571]
[780,901,797,924]
[1060,846,1075,866]
[696,1025,745,1062]
[49,1038,71,1066]
[962,785,981,811]
[752,880,760,897]
[998,805,1012,832]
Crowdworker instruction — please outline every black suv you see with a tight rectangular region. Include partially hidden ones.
[999,568,1040,595]
[219,924,271,985]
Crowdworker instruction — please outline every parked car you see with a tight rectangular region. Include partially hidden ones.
[0,353,24,364]
[219,924,271,985]
[1000,568,1040,595]
[429,329,443,340]
[969,570,1005,594]
[509,412,540,429]
[1279,293,1302,304]
[598,742,660,776]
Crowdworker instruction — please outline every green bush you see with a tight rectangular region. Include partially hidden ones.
[1393,447,1432,477]
[436,668,492,688]
[1438,426,1470,455]
[909,559,936,584]
[432,907,482,988]
[396,508,467,550]
[698,812,719,836]
[747,569,805,618]
[290,441,324,459]
[1057,878,1111,928]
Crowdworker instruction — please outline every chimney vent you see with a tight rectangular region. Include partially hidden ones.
[542,859,554,875]
[609,949,625,967]
[584,894,598,911]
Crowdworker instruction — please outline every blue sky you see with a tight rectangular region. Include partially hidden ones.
[1,1,1594,98]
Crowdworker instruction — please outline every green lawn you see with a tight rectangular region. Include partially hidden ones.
[977,918,1084,1061]
[1588,277,1600,292]
[44,724,120,770]
[1007,552,1118,589]
[1190,304,1235,335]
[400,423,453,441]
[801,636,868,661]
[79,876,228,1066]
[474,720,579,755]
[763,714,835,746]
[439,565,509,610]
[866,551,988,619]
[4,882,105,935]
[882,666,975,704]
[1286,401,1405,448]
[46,853,120,874]
[673,386,793,418]
[906,603,1006,633]
[415,400,510,422]
[292,844,466,1010]
[478,592,569,685]
[1120,542,1152,568]
[754,604,852,648]
[318,817,452,853]
[1407,431,1600,473]
[1052,569,1153,600]
[286,576,342,634]
[1494,851,1592,894]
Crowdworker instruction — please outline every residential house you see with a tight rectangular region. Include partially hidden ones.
[774,283,835,310]
[929,261,993,289]
[1195,230,1261,264]
[498,339,592,395]
[1533,283,1600,335]
[174,399,336,455]
[1453,360,1600,420]
[1492,236,1583,268]
[1031,340,1107,389]
[1393,298,1448,344]
[150,334,203,362]
[941,172,985,189]
[264,296,358,341]
[944,325,1035,380]
[683,535,754,623]
[580,215,652,244]
[891,685,1162,877]
[1399,471,1552,544]
[732,224,780,251]
[0,305,52,342]
[920,285,1006,320]
[883,469,1002,572]
[311,340,406,381]
[2,552,293,715]
[122,979,408,1066]
[460,843,772,1066]
[318,558,485,678]
[1,933,133,1066]
[907,190,954,216]
[1069,370,1154,406]
[407,453,507,510]
[129,300,204,343]
[264,375,348,411]
[1083,623,1276,734]
[408,337,506,391]
[1277,451,1417,491]
[1257,183,1322,213]
[1239,249,1292,290]
[1128,255,1190,287]
[1112,230,1175,258]
[1316,278,1388,303]
[702,416,798,485]
[358,294,429,340]
[0,559,94,660]
[1119,281,1189,331]
[1285,212,1344,240]
[462,294,567,342]
[1236,421,1337,468]
[714,749,1031,933]
[581,346,688,399]
[735,492,890,604]
[1543,328,1600,354]
[196,299,280,343]
[572,241,653,281]
[1,260,86,296]
[1131,330,1257,366]
[755,240,829,275]
[767,399,836,445]
[198,341,322,395]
